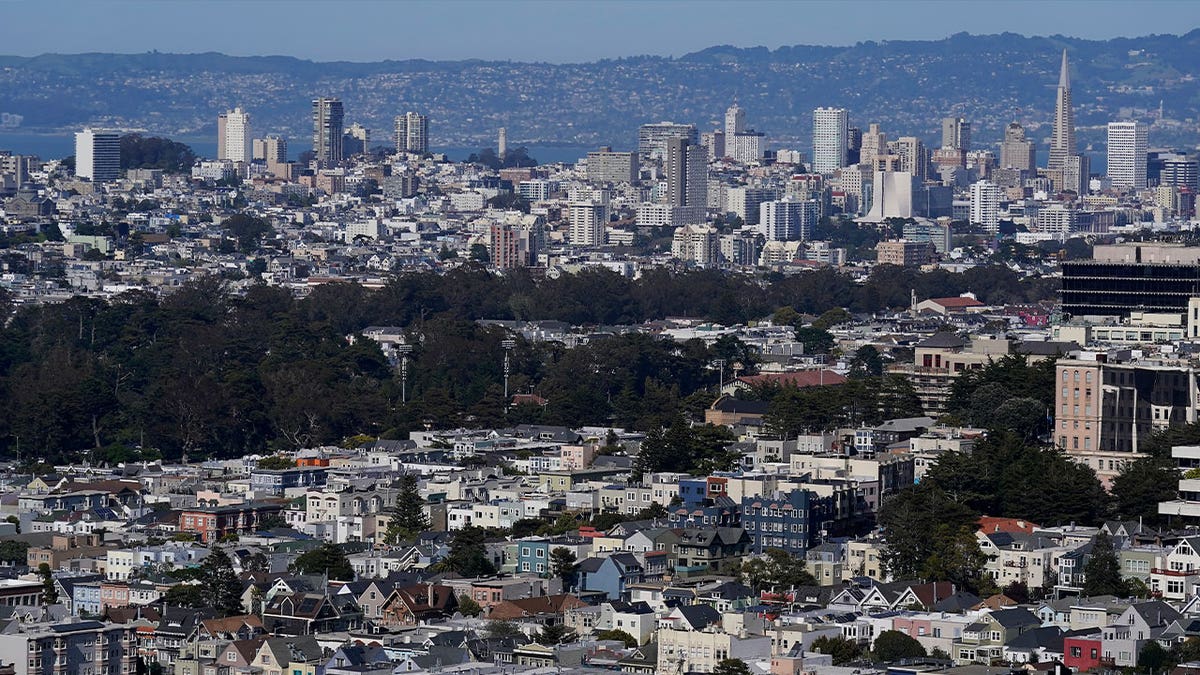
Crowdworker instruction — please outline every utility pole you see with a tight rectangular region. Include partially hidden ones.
[397,343,413,404]
[502,339,516,405]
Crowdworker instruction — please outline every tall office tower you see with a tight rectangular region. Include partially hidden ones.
[498,127,507,158]
[759,196,819,241]
[1062,154,1090,195]
[219,107,251,163]
[665,136,707,208]
[345,123,370,156]
[846,126,863,165]
[1107,121,1149,189]
[859,123,886,166]
[74,128,120,181]
[1161,156,1199,192]
[812,107,849,174]
[725,103,746,141]
[312,97,345,165]
[893,137,928,181]
[1000,122,1037,174]
[1049,50,1077,170]
[401,112,429,154]
[940,117,970,151]
[701,130,726,160]
[638,122,698,160]
[969,180,1002,234]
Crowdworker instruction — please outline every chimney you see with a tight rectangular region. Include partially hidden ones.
[427,584,435,607]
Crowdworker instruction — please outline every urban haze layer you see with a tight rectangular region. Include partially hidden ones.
[1,27,1200,675]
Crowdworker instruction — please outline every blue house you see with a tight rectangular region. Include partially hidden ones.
[516,539,551,577]
[677,478,709,507]
[741,489,832,555]
[579,553,644,601]
[71,580,103,616]
[668,495,740,528]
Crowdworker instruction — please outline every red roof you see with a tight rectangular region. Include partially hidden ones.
[929,296,985,308]
[977,516,1040,534]
[736,370,846,389]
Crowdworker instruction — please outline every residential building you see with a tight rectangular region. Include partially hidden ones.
[638,122,697,160]
[666,136,707,209]
[758,197,818,242]
[875,239,934,267]
[74,128,120,181]
[970,180,1002,234]
[312,97,345,165]
[812,107,849,174]
[0,620,138,675]
[219,107,251,163]
[586,147,637,184]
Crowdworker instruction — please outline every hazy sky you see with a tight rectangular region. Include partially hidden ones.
[2,0,1197,62]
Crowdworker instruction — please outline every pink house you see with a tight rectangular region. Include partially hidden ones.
[560,444,598,471]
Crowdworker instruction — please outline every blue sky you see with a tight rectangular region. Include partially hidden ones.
[1,0,1196,62]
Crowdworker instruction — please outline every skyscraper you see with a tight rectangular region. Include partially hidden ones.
[312,97,344,166]
[893,137,928,181]
[812,107,848,174]
[404,112,429,154]
[218,107,251,163]
[1049,50,1077,170]
[74,128,120,181]
[940,117,970,152]
[1107,121,1149,189]
[344,123,370,156]
[1000,122,1037,174]
[666,136,707,208]
[725,103,746,141]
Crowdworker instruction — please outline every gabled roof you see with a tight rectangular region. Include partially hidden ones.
[675,603,721,630]
[488,594,587,620]
[1005,625,1064,651]
[916,332,967,348]
[989,607,1041,628]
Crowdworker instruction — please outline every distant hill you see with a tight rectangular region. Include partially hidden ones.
[1,30,1198,154]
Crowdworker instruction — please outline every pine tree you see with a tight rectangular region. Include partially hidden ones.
[198,547,244,616]
[550,547,579,588]
[383,473,429,545]
[1082,532,1127,597]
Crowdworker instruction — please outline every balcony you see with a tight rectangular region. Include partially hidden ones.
[1151,567,1200,578]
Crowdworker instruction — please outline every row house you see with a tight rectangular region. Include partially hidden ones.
[1100,600,1182,667]
[952,607,1041,664]
[1151,536,1200,600]
[176,501,285,543]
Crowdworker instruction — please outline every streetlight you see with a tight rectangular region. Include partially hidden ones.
[711,358,726,393]
[501,339,516,401]
[397,343,413,404]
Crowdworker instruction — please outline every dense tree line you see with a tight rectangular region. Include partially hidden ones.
[0,264,1053,464]
[119,134,197,173]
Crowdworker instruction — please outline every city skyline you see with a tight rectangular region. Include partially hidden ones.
[0,1,1197,63]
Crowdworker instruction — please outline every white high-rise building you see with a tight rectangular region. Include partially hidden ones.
[1106,121,1149,190]
[569,201,607,246]
[969,180,1002,234]
[758,196,819,242]
[219,107,251,163]
[725,104,746,141]
[395,112,429,154]
[812,107,849,174]
[74,128,121,181]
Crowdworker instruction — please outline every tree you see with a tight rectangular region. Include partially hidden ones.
[0,539,29,565]
[536,622,578,645]
[872,630,927,662]
[713,659,753,675]
[921,524,995,595]
[596,629,638,648]
[256,455,294,470]
[810,635,863,665]
[550,547,580,589]
[794,326,835,354]
[1139,640,1171,672]
[457,594,483,617]
[38,563,58,604]
[198,547,245,616]
[485,619,524,639]
[877,484,979,582]
[1082,532,1127,597]
[290,543,355,581]
[742,549,817,592]
[383,473,429,545]
[849,345,884,377]
[162,583,205,608]
[437,526,496,577]
[469,243,491,264]
[1111,456,1179,526]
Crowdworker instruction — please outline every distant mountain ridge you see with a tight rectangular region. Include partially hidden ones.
[1,30,1198,154]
